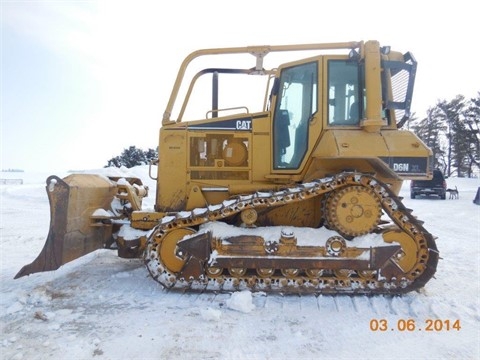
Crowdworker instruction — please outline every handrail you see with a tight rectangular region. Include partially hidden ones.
[206,106,249,119]
[162,41,363,125]
[148,159,158,181]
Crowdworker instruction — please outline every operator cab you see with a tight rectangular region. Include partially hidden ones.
[272,49,416,171]
[272,57,368,170]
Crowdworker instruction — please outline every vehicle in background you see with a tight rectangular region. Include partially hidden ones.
[410,169,447,199]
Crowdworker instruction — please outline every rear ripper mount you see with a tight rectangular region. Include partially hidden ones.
[145,173,439,295]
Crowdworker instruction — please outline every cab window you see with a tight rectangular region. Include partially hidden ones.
[273,61,317,169]
[328,60,362,125]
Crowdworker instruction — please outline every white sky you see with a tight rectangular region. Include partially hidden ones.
[1,0,479,172]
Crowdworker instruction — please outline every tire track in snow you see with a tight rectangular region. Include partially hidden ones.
[252,292,267,308]
[351,295,373,314]
[369,295,395,315]
[298,294,319,312]
[333,295,355,312]
[316,295,338,313]
[389,295,413,317]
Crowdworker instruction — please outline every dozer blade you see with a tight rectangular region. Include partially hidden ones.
[15,174,118,279]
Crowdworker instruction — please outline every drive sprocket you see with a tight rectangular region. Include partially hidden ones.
[324,185,382,238]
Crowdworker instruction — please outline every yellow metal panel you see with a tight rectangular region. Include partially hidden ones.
[252,113,272,182]
[313,129,431,159]
[382,129,432,157]
[156,129,188,211]
[313,130,389,158]
[362,40,384,132]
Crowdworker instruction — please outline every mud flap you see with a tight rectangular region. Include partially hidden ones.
[15,174,118,279]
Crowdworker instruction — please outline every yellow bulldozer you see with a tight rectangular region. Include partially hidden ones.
[16,40,439,294]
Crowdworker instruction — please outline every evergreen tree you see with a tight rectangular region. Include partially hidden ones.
[410,92,480,177]
[411,107,446,172]
[462,92,480,177]
[144,148,158,163]
[105,146,158,168]
[437,97,465,177]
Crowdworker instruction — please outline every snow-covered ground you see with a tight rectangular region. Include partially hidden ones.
[1,167,479,360]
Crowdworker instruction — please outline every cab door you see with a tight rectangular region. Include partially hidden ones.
[271,60,320,172]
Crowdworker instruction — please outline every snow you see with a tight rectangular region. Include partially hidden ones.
[201,221,391,247]
[1,166,480,359]
[226,291,256,314]
[92,209,113,217]
[117,224,149,241]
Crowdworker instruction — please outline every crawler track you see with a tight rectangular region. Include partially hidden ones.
[145,173,439,295]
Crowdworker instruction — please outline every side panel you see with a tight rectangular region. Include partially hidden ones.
[156,128,188,211]
[380,129,432,177]
[158,114,274,210]
[252,113,272,182]
[307,129,432,194]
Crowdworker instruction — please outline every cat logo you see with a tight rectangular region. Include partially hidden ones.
[236,120,252,130]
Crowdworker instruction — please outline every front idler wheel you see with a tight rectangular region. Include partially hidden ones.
[159,228,196,273]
